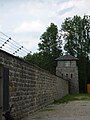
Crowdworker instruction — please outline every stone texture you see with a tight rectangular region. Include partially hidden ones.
[0,50,69,120]
[56,58,79,94]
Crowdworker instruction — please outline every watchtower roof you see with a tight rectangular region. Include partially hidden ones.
[55,54,78,61]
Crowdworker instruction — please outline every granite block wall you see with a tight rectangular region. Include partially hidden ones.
[0,50,69,120]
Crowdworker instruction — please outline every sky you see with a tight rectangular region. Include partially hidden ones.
[0,0,90,57]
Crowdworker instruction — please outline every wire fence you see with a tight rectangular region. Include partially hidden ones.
[0,32,31,57]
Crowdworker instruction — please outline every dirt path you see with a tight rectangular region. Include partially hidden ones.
[23,101,90,120]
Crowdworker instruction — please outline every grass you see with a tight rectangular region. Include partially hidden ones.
[53,94,90,104]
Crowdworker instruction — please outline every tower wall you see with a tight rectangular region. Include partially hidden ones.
[56,60,79,94]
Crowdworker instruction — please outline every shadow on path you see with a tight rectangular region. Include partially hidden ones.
[23,101,90,120]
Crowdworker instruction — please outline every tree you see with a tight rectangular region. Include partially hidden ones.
[25,23,62,74]
[61,15,90,57]
[38,23,62,58]
[61,15,90,93]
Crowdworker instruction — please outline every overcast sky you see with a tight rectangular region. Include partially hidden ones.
[0,0,90,56]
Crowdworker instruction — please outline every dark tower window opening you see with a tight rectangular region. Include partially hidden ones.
[71,73,73,78]
[66,74,68,78]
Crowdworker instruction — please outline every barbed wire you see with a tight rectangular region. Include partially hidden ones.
[0,31,31,57]
[0,32,30,53]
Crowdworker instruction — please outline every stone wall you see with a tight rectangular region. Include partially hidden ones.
[56,60,79,94]
[0,50,69,120]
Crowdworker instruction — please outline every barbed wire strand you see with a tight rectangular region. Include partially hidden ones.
[0,33,31,56]
[1,38,28,55]
[0,35,30,54]
[0,42,26,56]
[0,40,28,56]
[0,31,31,53]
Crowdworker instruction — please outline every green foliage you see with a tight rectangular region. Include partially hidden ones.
[61,15,90,57]
[77,55,89,93]
[24,52,57,74]
[25,23,62,74]
[61,15,90,93]
[53,94,90,104]
[24,16,90,93]
[38,23,62,58]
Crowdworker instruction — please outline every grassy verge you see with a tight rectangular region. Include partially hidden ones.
[53,94,90,104]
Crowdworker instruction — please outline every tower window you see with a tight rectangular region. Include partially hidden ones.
[71,74,73,78]
[64,61,71,67]
[66,74,68,78]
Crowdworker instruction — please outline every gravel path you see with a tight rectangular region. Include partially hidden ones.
[23,101,90,120]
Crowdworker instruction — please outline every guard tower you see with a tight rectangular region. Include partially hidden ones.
[56,54,79,94]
